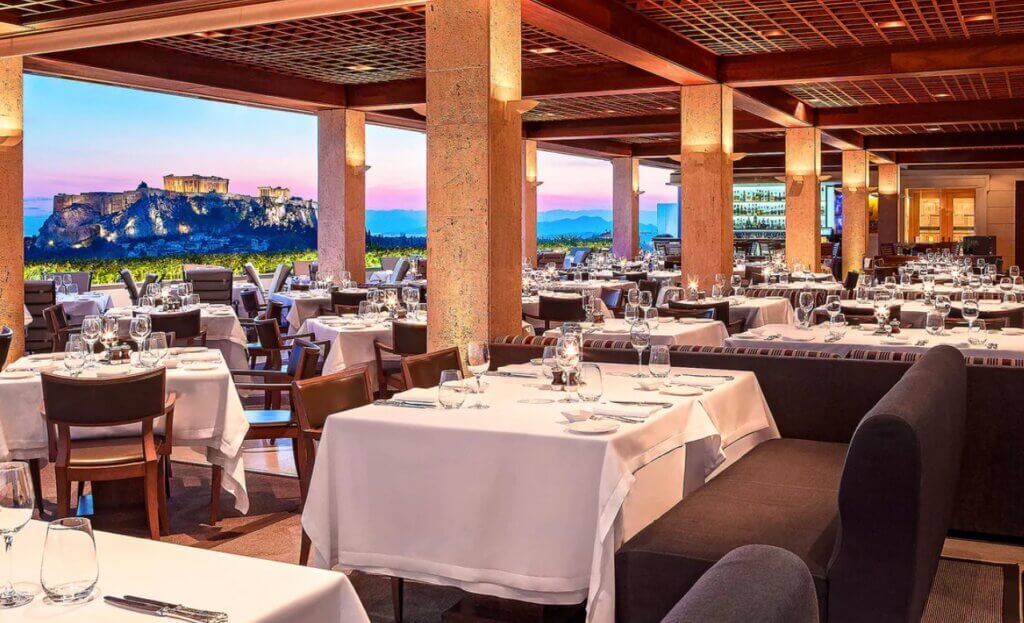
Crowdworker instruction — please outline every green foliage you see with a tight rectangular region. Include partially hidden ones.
[537,236,611,253]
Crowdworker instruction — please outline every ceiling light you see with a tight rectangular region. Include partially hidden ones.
[965,13,993,22]
[604,109,617,114]
[191,31,224,38]
[932,92,951,98]
[876,20,906,29]
[661,106,676,111]
[759,28,785,38]
[925,126,943,132]
[530,47,559,55]
[348,64,375,72]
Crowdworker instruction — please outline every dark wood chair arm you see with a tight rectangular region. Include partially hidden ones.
[280,332,314,342]
[160,393,177,455]
[234,382,292,392]
[230,368,291,381]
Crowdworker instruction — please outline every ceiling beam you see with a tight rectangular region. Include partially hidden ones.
[520,0,715,85]
[27,41,345,111]
[721,35,1024,86]
[733,87,812,128]
[733,152,843,170]
[816,99,1024,129]
[820,129,864,151]
[864,130,1024,151]
[538,139,633,159]
[896,149,1024,165]
[632,138,789,158]
[524,111,780,141]
[0,0,420,57]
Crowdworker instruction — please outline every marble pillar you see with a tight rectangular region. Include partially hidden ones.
[612,157,640,259]
[0,57,23,362]
[877,163,901,247]
[842,150,870,277]
[784,127,822,270]
[680,84,733,289]
[522,139,538,267]
[425,0,523,350]
[317,108,366,283]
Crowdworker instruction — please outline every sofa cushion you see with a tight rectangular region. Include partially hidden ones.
[616,438,846,623]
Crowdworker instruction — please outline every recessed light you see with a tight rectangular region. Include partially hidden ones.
[965,13,994,22]
[806,98,822,104]
[191,31,224,38]
[348,65,375,72]
[759,28,785,38]
[661,105,676,111]
[932,92,951,98]
[925,126,943,132]
[604,109,617,114]
[530,47,559,55]
[876,20,906,28]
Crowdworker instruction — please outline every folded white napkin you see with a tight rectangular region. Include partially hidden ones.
[95,366,133,378]
[593,403,660,419]
[181,351,221,362]
[393,387,439,404]
[672,374,728,386]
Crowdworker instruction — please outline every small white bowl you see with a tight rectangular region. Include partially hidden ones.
[562,408,594,423]
[637,378,663,391]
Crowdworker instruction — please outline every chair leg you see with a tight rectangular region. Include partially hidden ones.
[296,437,313,506]
[55,468,71,519]
[209,464,222,525]
[391,577,404,623]
[290,437,301,484]
[164,457,172,499]
[77,480,85,502]
[157,460,170,536]
[143,462,162,540]
[28,459,44,516]
[299,529,312,566]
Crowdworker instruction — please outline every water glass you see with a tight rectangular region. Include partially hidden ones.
[140,332,168,369]
[541,345,557,380]
[925,311,944,336]
[80,315,101,364]
[577,364,603,403]
[968,320,989,346]
[624,304,640,325]
[40,517,98,604]
[629,322,651,378]
[798,291,815,328]
[825,295,841,320]
[962,299,980,329]
[626,288,640,306]
[438,370,466,409]
[63,337,87,377]
[710,284,723,299]
[357,300,373,323]
[466,341,490,409]
[648,345,670,378]
[0,462,35,609]
[638,290,653,311]
[827,313,847,340]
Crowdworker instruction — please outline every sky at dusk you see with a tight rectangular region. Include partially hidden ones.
[23,75,677,230]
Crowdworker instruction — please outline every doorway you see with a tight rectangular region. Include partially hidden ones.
[905,188,976,243]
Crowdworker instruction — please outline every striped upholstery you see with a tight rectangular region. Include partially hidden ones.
[492,335,634,350]
[847,349,923,362]
[584,339,632,349]
[668,345,842,359]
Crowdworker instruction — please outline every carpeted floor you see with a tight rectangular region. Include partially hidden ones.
[34,461,1022,623]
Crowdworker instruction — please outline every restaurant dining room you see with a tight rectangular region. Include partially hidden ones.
[4,1,1024,622]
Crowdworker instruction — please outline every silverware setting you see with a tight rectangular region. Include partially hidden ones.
[595,414,644,424]
[675,373,734,381]
[373,399,435,409]
[669,381,718,391]
[915,339,929,346]
[609,399,674,408]
[485,371,537,379]
[105,595,228,622]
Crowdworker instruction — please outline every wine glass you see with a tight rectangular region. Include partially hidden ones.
[629,322,651,378]
[638,290,653,313]
[80,315,101,367]
[0,462,35,609]
[962,299,980,331]
[648,345,670,378]
[798,291,815,329]
[825,295,842,322]
[934,295,952,334]
[129,315,151,352]
[925,311,943,336]
[577,363,603,408]
[540,345,557,380]
[402,286,420,308]
[555,336,582,403]
[466,341,490,410]
[357,300,373,325]
[40,517,98,604]
[1010,266,1021,281]
[438,370,466,409]
[63,336,87,377]
[626,288,640,307]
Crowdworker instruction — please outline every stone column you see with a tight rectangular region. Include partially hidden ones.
[522,139,538,267]
[612,157,640,258]
[877,163,901,247]
[316,108,366,283]
[842,150,870,277]
[784,127,822,270]
[680,84,733,289]
[425,0,523,350]
[0,57,23,362]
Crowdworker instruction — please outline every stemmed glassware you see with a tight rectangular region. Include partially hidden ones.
[626,288,640,308]
[873,291,893,335]
[555,336,582,402]
[629,322,651,378]
[962,299,980,332]
[0,462,35,609]
[402,286,420,309]
[638,290,653,315]
[465,341,490,409]
[101,316,120,353]
[577,363,603,405]
[80,315,101,367]
[129,315,152,353]
[798,291,815,329]
[824,295,842,323]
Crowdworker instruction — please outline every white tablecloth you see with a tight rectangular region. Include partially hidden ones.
[57,292,112,323]
[0,355,250,513]
[106,306,250,371]
[656,291,794,329]
[544,318,728,347]
[271,292,330,329]
[522,294,613,328]
[726,323,1024,359]
[819,299,1024,328]
[302,362,776,623]
[11,520,368,623]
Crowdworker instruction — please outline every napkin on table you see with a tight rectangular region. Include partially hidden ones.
[392,387,439,404]
[593,403,660,420]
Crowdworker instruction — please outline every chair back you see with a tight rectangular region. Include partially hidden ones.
[600,287,623,314]
[402,347,463,389]
[185,268,233,305]
[657,305,715,320]
[139,273,160,298]
[538,295,586,322]
[380,256,401,271]
[309,261,319,281]
[43,305,72,352]
[872,265,899,283]
[389,259,410,283]
[943,316,1008,330]
[292,367,373,433]
[293,260,314,277]
[613,271,648,283]
[268,263,291,295]
[243,262,267,302]
[24,280,56,353]
[668,299,729,322]
[827,346,966,623]
[332,289,368,307]
[120,269,140,303]
[150,309,202,343]
[537,251,565,267]
[332,304,360,315]
[239,289,262,318]
[53,271,92,293]
[638,279,661,302]
[391,321,428,356]
[842,270,860,291]
[285,338,323,380]
[41,368,167,428]
[265,300,285,327]
[254,318,285,350]
[0,326,12,369]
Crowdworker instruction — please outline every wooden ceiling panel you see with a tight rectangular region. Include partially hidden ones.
[859,122,1024,134]
[525,91,679,121]
[0,0,115,18]
[785,70,1024,106]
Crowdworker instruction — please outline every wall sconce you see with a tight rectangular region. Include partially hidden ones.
[526,179,544,188]
[411,104,427,117]
[505,99,539,119]
[0,127,22,148]
[353,165,372,174]
[818,174,832,182]
[729,153,747,162]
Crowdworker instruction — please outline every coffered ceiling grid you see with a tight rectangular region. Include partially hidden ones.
[524,92,679,122]
[0,0,112,18]
[785,71,1024,107]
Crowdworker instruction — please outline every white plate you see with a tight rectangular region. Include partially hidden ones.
[660,385,702,397]
[1001,328,1024,336]
[881,337,909,345]
[180,361,219,371]
[567,420,619,435]
[0,370,34,380]
[177,347,206,354]
[785,334,815,342]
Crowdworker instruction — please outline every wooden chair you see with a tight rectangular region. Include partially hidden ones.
[291,367,374,565]
[331,289,368,308]
[43,304,81,352]
[40,369,176,540]
[613,271,648,283]
[373,321,428,397]
[210,340,323,524]
[24,280,56,353]
[267,263,292,297]
[667,300,745,334]
[401,347,463,389]
[638,279,662,303]
[247,318,329,372]
[0,326,12,369]
[238,288,265,319]
[522,295,586,331]
[842,270,860,291]
[148,309,207,347]
[944,317,1008,330]
[185,268,234,307]
[656,306,715,321]
[600,287,624,318]
[120,269,142,305]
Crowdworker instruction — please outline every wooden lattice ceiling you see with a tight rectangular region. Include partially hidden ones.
[0,0,115,18]
[859,122,1024,135]
[146,7,612,86]
[785,70,1024,107]
[525,92,678,122]
[621,0,1024,55]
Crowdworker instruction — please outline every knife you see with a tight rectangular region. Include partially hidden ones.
[124,595,228,622]
[104,596,219,622]
[485,371,537,378]
[610,400,673,408]
[373,399,435,409]
[676,373,734,380]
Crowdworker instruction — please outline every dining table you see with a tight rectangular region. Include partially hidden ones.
[105,304,250,370]
[57,292,113,323]
[301,315,409,389]
[817,298,1024,328]
[543,317,728,347]
[9,520,368,622]
[725,322,1024,359]
[0,350,251,513]
[302,362,777,623]
[655,291,795,328]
